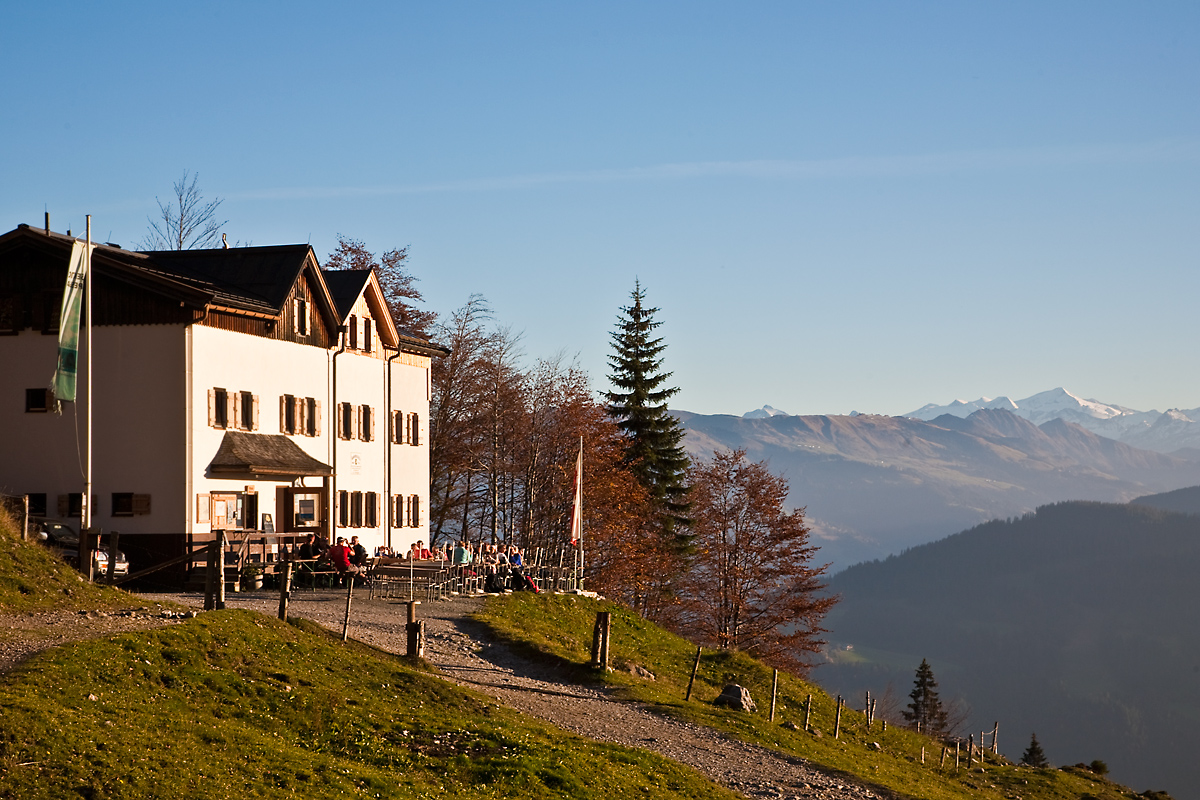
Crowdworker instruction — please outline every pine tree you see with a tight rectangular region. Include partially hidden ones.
[1021,733,1049,768]
[605,281,690,541]
[902,659,949,735]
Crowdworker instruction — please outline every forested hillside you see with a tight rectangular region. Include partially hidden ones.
[818,500,1200,799]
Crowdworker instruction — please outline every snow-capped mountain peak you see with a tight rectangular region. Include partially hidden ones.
[743,405,790,419]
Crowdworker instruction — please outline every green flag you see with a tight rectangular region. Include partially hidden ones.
[52,240,90,403]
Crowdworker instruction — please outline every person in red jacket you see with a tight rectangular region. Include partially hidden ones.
[326,537,362,584]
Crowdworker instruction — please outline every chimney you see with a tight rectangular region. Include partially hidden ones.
[44,212,49,234]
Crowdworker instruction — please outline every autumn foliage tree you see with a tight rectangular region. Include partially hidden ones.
[672,449,835,674]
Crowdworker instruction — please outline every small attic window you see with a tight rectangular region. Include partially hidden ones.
[295,298,309,336]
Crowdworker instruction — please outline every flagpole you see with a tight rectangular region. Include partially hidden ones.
[576,435,584,590]
[84,216,92,535]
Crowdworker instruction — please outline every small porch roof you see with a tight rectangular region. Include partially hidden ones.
[208,432,333,479]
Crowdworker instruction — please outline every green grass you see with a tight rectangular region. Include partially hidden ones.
[0,514,738,800]
[476,593,1152,800]
[0,610,743,800]
[0,510,162,614]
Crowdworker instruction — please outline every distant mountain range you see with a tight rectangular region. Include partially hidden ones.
[906,387,1200,455]
[818,495,1200,799]
[679,401,1200,570]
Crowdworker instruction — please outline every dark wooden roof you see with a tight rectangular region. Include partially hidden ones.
[208,431,333,478]
[142,245,315,314]
[322,269,373,320]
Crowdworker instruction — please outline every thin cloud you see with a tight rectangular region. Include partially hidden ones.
[231,139,1200,201]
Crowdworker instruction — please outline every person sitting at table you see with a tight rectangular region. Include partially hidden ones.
[326,537,362,585]
[350,535,368,567]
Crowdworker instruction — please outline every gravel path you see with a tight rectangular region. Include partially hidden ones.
[130,588,900,800]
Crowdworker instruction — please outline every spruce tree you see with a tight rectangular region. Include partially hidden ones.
[1021,733,1049,768]
[606,281,690,540]
[902,658,949,735]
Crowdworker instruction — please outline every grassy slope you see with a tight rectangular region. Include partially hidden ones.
[0,516,739,800]
[476,593,1152,800]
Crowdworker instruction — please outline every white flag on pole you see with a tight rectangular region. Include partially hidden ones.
[52,240,91,403]
[569,437,583,546]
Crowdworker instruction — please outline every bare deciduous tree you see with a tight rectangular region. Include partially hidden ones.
[325,235,436,337]
[140,170,227,250]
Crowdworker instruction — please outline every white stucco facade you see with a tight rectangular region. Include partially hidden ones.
[0,226,440,560]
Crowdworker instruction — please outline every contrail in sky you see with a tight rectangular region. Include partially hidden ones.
[232,139,1200,201]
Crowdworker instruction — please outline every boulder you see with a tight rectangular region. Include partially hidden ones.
[713,683,756,712]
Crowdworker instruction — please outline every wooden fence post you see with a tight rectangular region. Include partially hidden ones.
[406,620,425,657]
[216,531,226,610]
[769,669,779,722]
[277,561,293,621]
[921,746,925,764]
[204,540,218,611]
[590,611,610,670]
[940,745,947,768]
[955,740,960,770]
[105,532,119,585]
[685,646,702,701]
[804,694,812,731]
[992,721,998,754]
[834,695,843,739]
[341,574,355,642]
[21,495,29,541]
[968,734,974,766]
[407,600,421,624]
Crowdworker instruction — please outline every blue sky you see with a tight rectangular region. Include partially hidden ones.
[4,2,1199,416]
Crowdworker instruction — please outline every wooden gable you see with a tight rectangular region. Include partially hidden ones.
[0,229,199,332]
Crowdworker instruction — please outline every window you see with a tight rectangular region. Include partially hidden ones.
[408,494,421,527]
[282,394,297,434]
[363,318,373,353]
[365,492,378,528]
[41,292,60,334]
[210,388,229,428]
[27,493,47,517]
[305,397,319,436]
[337,490,349,528]
[0,295,18,334]
[350,491,364,528]
[110,493,151,518]
[349,315,358,350]
[59,493,83,517]
[392,494,404,527]
[239,391,256,430]
[25,388,50,413]
[392,410,404,444]
[359,405,373,442]
[112,493,134,517]
[338,402,354,440]
[295,298,309,336]
[407,412,420,446]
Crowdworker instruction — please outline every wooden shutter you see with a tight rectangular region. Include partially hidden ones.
[369,407,376,442]
[207,389,217,427]
[314,400,322,436]
[232,392,241,429]
[252,395,259,431]
[411,413,420,446]
[133,494,152,515]
[364,318,372,353]
[298,397,308,436]
[279,396,288,433]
